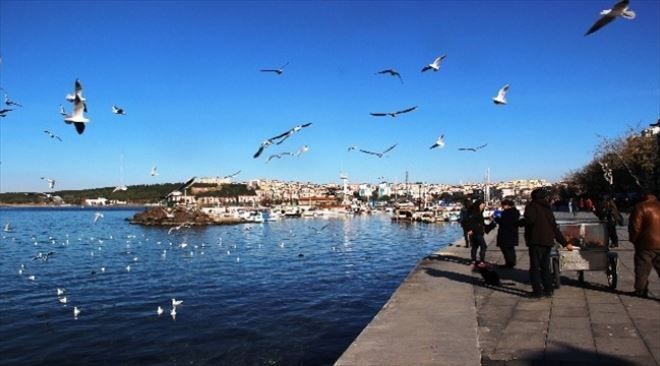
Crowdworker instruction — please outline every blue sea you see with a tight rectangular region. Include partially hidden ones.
[0,207,461,365]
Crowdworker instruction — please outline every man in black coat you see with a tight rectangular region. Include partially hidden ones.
[494,200,521,268]
[524,188,573,298]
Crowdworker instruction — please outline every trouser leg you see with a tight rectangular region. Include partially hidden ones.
[528,246,543,294]
[470,238,478,262]
[463,229,470,247]
[500,246,516,267]
[539,247,553,292]
[477,235,487,263]
[608,225,618,246]
[635,249,660,293]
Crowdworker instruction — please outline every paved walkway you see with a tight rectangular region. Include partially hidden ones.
[336,218,659,366]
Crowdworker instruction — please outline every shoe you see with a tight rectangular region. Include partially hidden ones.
[630,290,648,298]
[529,292,544,299]
[543,290,554,298]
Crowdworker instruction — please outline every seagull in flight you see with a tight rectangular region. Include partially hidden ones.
[274,122,313,145]
[370,106,417,118]
[4,93,23,108]
[267,152,291,162]
[59,105,67,117]
[458,144,488,152]
[63,80,89,134]
[93,212,104,223]
[223,170,241,179]
[492,84,509,105]
[376,69,403,83]
[430,135,445,150]
[150,165,158,176]
[0,108,13,118]
[421,55,447,72]
[347,145,357,152]
[585,0,636,36]
[41,177,56,189]
[253,123,312,158]
[260,61,290,75]
[112,185,128,193]
[112,105,126,115]
[44,130,62,142]
[295,145,309,157]
[359,144,398,158]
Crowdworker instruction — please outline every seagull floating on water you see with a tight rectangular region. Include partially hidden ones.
[458,144,488,152]
[359,144,398,158]
[493,84,509,105]
[44,130,63,142]
[172,298,183,307]
[421,55,446,72]
[430,135,445,150]
[59,296,68,304]
[585,0,635,36]
[370,106,417,118]
[259,61,290,75]
[112,105,126,115]
[73,307,81,318]
[375,69,403,83]
[57,288,65,296]
[157,306,164,316]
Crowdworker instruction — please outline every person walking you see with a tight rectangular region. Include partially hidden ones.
[598,197,624,248]
[628,192,660,298]
[494,200,521,268]
[467,199,488,267]
[524,188,573,298]
[459,199,472,248]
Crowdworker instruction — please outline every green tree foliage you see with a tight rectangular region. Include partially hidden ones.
[0,183,183,205]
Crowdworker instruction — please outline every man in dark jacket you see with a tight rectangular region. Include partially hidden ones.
[628,193,660,298]
[459,199,472,248]
[494,200,521,268]
[524,188,573,298]
[467,199,488,266]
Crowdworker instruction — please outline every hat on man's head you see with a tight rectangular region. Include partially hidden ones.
[531,188,547,200]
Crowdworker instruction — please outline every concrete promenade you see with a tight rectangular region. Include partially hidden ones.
[335,214,660,366]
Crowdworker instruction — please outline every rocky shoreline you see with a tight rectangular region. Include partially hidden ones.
[128,206,243,226]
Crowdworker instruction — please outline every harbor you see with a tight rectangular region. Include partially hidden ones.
[335,213,660,366]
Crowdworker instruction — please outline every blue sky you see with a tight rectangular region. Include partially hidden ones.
[0,0,658,192]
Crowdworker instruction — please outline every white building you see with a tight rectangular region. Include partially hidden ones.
[84,197,108,206]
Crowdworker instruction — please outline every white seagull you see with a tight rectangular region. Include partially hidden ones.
[260,61,290,75]
[295,145,309,157]
[492,84,509,105]
[41,177,56,189]
[421,55,447,72]
[370,106,417,118]
[430,135,445,150]
[157,306,164,316]
[4,93,23,108]
[172,298,183,307]
[586,0,636,36]
[170,307,176,319]
[44,130,62,142]
[375,69,403,83]
[59,296,68,304]
[112,105,126,115]
[112,185,128,193]
[63,80,90,134]
[73,307,81,318]
[57,288,65,296]
[359,144,398,158]
[458,144,488,152]
[93,212,104,223]
[150,165,158,176]
[253,123,312,158]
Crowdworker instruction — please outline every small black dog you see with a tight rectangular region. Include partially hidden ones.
[478,266,501,286]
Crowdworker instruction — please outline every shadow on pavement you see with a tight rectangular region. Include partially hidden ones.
[482,342,642,366]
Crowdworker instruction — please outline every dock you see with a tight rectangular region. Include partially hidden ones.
[335,213,660,366]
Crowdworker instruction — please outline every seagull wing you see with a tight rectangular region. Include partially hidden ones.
[74,123,85,135]
[260,69,279,73]
[370,112,388,117]
[421,66,432,73]
[475,143,488,150]
[74,79,83,94]
[55,135,62,142]
[300,122,312,128]
[458,147,473,151]
[611,0,630,14]
[498,84,510,99]
[430,143,439,149]
[253,145,266,159]
[395,106,417,115]
[381,144,397,154]
[359,149,379,156]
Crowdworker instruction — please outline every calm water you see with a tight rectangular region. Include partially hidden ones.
[0,208,460,366]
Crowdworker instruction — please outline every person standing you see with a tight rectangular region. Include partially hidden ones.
[628,193,660,298]
[524,188,573,298]
[467,199,488,267]
[598,197,624,248]
[494,200,521,268]
[459,199,472,248]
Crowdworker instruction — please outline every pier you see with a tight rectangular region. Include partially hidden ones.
[335,213,660,366]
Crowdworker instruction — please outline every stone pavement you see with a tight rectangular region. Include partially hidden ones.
[336,218,659,366]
